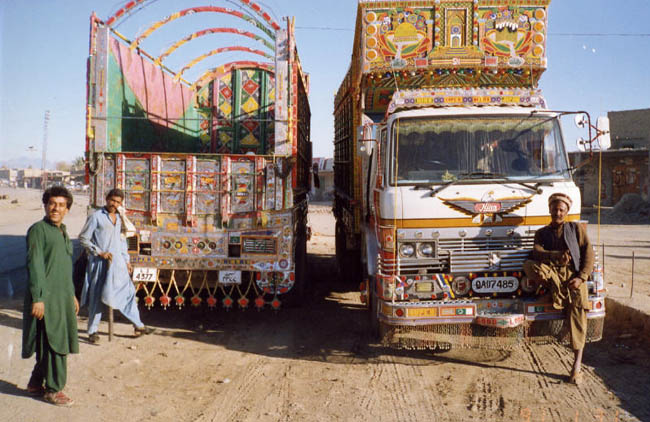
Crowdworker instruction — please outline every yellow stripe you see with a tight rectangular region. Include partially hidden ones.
[379,215,581,228]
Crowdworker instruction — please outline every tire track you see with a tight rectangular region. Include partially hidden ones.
[466,375,505,420]
[356,363,383,414]
[201,356,268,422]
[522,342,618,422]
[378,354,444,422]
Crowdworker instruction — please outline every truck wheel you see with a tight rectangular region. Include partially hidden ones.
[368,278,380,341]
[283,229,308,308]
[335,221,362,284]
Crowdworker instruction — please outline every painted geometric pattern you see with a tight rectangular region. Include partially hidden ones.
[239,70,261,152]
[216,73,234,153]
[266,75,275,152]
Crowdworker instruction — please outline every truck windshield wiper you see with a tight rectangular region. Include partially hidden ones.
[427,172,505,198]
[461,171,506,179]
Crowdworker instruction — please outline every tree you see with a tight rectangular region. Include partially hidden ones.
[72,156,85,171]
[56,161,71,171]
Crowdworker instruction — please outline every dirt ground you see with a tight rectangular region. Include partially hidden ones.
[1,188,650,422]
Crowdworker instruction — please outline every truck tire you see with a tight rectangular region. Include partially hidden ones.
[335,221,362,284]
[282,228,308,308]
[368,278,380,341]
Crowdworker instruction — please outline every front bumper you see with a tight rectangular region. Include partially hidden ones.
[378,296,606,327]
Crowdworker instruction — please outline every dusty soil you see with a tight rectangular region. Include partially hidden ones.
[1,189,649,422]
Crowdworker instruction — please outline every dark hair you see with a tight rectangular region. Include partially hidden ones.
[42,186,74,209]
[106,188,125,200]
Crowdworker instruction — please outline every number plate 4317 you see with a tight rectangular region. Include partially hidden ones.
[132,267,158,283]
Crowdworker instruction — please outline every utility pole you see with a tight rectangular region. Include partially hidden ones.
[42,110,50,189]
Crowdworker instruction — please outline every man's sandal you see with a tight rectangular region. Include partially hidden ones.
[88,333,100,344]
[134,326,155,337]
[43,391,74,406]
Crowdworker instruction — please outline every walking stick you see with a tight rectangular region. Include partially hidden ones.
[108,306,114,341]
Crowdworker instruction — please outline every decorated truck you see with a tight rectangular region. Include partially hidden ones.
[85,1,311,310]
[334,0,608,349]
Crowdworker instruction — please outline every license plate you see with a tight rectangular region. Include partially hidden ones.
[406,308,438,318]
[219,270,242,285]
[132,267,158,283]
[472,277,518,293]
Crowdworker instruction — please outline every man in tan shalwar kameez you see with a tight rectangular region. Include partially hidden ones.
[524,192,594,384]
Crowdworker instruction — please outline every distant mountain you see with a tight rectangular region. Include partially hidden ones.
[0,156,56,170]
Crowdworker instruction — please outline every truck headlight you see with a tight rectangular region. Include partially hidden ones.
[399,243,415,257]
[418,243,434,257]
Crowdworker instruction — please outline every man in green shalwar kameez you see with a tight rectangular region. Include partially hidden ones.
[23,186,79,406]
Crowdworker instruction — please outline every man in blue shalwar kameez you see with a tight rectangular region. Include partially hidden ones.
[79,188,153,343]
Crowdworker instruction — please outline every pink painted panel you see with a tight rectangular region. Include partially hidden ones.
[110,39,193,125]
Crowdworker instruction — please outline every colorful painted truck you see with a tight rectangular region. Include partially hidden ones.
[85,2,311,310]
[334,0,608,349]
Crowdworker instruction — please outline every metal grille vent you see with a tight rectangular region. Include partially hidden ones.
[242,238,276,254]
[127,236,138,251]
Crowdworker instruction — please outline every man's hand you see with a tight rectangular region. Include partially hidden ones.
[127,263,133,275]
[557,251,571,267]
[31,302,45,320]
[99,252,113,262]
[74,297,80,315]
[569,277,583,290]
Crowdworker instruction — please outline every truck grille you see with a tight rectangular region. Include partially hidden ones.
[449,249,530,272]
[380,235,535,275]
[242,237,277,255]
[438,236,534,251]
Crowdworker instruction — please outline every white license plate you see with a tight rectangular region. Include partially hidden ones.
[472,277,518,293]
[219,270,242,285]
[132,267,158,283]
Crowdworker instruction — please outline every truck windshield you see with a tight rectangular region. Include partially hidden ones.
[390,115,570,185]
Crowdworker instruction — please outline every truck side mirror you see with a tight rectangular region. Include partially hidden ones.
[574,114,588,129]
[596,116,611,150]
[312,163,320,189]
[358,124,377,156]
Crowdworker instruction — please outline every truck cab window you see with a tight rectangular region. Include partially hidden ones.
[391,116,570,185]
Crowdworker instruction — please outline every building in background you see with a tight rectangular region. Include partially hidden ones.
[570,108,650,207]
[14,169,70,189]
[311,157,334,202]
[0,169,18,186]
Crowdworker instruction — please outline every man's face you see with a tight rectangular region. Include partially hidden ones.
[45,196,69,225]
[106,195,123,213]
[549,200,569,226]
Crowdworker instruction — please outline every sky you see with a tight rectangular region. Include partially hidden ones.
[1,0,649,167]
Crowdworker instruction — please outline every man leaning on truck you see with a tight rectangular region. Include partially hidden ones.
[523,192,594,384]
[79,188,153,343]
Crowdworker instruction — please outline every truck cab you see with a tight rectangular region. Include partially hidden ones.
[335,0,606,349]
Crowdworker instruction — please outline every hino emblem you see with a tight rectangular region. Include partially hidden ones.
[441,191,532,225]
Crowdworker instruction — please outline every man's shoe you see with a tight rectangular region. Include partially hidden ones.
[26,383,46,396]
[134,326,155,337]
[43,391,74,406]
[88,333,100,344]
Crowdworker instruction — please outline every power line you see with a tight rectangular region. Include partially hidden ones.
[295,26,352,31]
[295,26,650,37]
[550,33,650,37]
